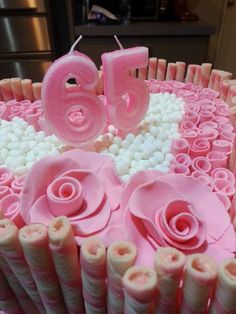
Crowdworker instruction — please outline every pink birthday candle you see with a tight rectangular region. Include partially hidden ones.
[107,241,137,314]
[10,78,24,101]
[48,216,85,314]
[42,36,107,147]
[176,62,186,82]
[180,254,217,314]
[185,65,196,83]
[0,219,45,313]
[32,82,41,100]
[0,254,40,314]
[166,63,177,81]
[102,43,149,133]
[0,268,24,314]
[147,57,158,80]
[210,259,236,314]
[153,247,186,314]
[156,59,167,81]
[200,63,212,88]
[21,79,34,101]
[19,224,67,314]
[123,266,158,314]
[0,79,13,101]
[80,236,107,313]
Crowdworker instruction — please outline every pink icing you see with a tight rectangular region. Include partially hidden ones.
[0,167,14,186]
[171,138,189,155]
[191,157,212,174]
[0,193,24,227]
[121,172,235,266]
[174,153,192,167]
[211,168,235,186]
[0,186,13,200]
[190,138,211,158]
[207,151,228,169]
[11,175,26,194]
[20,150,124,245]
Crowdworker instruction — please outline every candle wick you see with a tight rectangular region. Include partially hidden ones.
[114,35,124,50]
[69,35,83,54]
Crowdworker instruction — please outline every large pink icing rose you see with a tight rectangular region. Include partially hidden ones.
[20,150,124,244]
[121,170,236,266]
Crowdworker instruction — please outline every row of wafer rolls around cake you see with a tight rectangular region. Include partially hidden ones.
[0,59,236,107]
[0,216,236,314]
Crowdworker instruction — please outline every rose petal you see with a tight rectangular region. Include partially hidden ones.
[0,193,25,227]
[30,195,55,225]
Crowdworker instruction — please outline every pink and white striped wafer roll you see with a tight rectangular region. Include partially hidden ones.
[208,69,218,89]
[147,58,158,80]
[193,65,201,86]
[0,79,14,101]
[48,216,84,314]
[107,241,137,314]
[175,62,186,82]
[153,247,186,314]
[32,82,42,100]
[214,71,232,93]
[180,254,217,314]
[166,63,177,81]
[21,79,34,101]
[185,65,196,83]
[156,59,167,81]
[80,236,106,313]
[0,254,40,314]
[10,78,24,101]
[0,268,24,314]
[123,266,158,314]
[0,219,45,314]
[138,67,148,81]
[95,70,104,95]
[200,63,212,88]
[19,224,67,314]
[210,259,236,314]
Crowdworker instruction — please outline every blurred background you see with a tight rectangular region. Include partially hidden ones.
[0,0,235,81]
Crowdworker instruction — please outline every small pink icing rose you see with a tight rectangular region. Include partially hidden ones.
[20,150,124,245]
[0,193,25,227]
[121,171,235,266]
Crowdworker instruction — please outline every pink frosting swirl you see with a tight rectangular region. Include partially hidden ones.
[0,167,14,186]
[121,171,235,266]
[20,150,123,245]
[0,193,24,227]
[11,175,26,194]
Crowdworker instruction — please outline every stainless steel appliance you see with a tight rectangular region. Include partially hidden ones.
[0,0,54,81]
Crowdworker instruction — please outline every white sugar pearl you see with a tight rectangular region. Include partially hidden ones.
[126,133,135,143]
[38,142,52,151]
[148,157,156,167]
[109,144,119,155]
[37,151,50,159]
[15,166,27,176]
[118,148,126,156]
[26,151,36,162]
[165,153,174,161]
[9,149,21,157]
[150,126,159,136]
[26,161,35,169]
[113,137,122,146]
[116,160,130,175]
[129,168,137,175]
[128,144,138,153]
[131,160,138,168]
[108,125,116,135]
[162,160,170,167]
[29,141,37,149]
[134,152,142,161]
[121,140,130,149]
[154,151,164,163]
[1,149,9,159]
[162,145,171,154]
[121,174,130,182]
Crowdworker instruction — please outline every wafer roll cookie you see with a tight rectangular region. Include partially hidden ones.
[19,224,67,314]
[0,268,24,314]
[154,247,186,314]
[48,216,84,314]
[180,254,217,314]
[123,266,158,314]
[32,82,41,100]
[166,63,177,81]
[185,65,196,83]
[0,219,45,313]
[95,70,103,95]
[176,62,186,82]
[138,67,147,80]
[147,58,158,80]
[156,59,167,81]
[80,237,106,313]
[200,63,212,88]
[210,259,236,314]
[21,79,34,101]
[10,78,24,101]
[0,254,40,314]
[107,241,137,314]
[0,79,14,101]
[193,65,201,86]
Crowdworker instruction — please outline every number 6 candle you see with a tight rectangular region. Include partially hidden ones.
[102,43,149,133]
[42,36,107,147]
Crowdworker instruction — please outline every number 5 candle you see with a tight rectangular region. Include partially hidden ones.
[42,36,107,147]
[102,45,149,133]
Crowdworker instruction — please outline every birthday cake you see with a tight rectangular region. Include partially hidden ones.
[0,51,236,313]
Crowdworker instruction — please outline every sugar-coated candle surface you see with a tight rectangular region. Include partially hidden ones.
[42,51,107,147]
[102,46,149,132]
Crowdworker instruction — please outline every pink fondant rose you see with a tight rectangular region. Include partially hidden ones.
[121,171,235,266]
[20,150,123,244]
